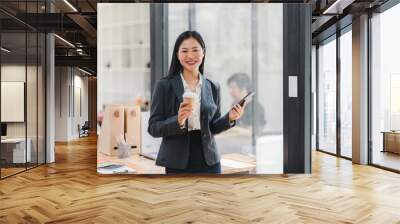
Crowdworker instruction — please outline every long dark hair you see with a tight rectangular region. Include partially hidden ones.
[166,30,206,79]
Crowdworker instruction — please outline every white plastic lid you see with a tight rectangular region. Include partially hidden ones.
[182,91,198,99]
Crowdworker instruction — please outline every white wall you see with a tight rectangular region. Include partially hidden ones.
[55,67,69,141]
[1,66,26,137]
[1,65,39,138]
[72,73,89,138]
[97,3,151,111]
[55,67,89,141]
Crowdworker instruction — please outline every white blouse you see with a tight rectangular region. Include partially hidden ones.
[180,73,202,131]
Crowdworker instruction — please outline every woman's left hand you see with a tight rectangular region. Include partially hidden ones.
[229,103,245,122]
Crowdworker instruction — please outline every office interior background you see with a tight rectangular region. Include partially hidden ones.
[313,2,400,172]
[97,3,284,174]
[0,0,400,222]
[0,0,399,175]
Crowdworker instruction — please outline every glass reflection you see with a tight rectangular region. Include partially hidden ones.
[0,1,46,178]
[1,31,28,177]
[318,37,337,155]
[339,30,352,158]
[371,4,400,171]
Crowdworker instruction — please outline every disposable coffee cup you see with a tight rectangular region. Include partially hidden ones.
[182,91,198,112]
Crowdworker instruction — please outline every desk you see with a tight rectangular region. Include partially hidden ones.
[1,138,31,164]
[220,153,256,174]
[215,127,252,155]
[97,151,256,174]
[382,131,400,154]
[98,151,165,174]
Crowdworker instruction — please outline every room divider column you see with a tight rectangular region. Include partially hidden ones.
[46,0,56,164]
[283,3,312,173]
[352,14,369,165]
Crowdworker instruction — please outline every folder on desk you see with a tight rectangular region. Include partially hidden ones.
[97,164,136,174]
[98,105,125,156]
[125,106,141,151]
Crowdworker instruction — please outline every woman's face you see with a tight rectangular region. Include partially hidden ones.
[177,37,204,73]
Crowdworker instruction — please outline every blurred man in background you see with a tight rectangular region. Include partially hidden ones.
[227,72,266,136]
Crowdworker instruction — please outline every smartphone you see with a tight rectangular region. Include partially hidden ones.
[238,91,255,107]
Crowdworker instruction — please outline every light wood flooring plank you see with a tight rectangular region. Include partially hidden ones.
[0,135,399,223]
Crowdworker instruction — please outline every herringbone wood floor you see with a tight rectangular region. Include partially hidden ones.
[1,136,400,224]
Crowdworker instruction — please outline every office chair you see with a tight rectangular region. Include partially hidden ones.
[79,121,90,138]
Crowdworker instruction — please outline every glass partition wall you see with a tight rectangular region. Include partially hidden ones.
[0,1,47,179]
[339,29,352,159]
[0,31,27,177]
[315,1,400,172]
[370,3,400,172]
[316,26,352,159]
[317,36,337,155]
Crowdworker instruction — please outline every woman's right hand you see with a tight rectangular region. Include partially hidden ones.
[177,102,193,126]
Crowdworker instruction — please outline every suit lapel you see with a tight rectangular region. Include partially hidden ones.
[171,74,184,102]
[200,75,212,114]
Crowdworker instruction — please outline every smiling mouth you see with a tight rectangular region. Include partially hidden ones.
[186,61,197,65]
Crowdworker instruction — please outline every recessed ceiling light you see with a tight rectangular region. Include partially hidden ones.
[322,0,354,15]
[63,0,78,12]
[54,34,75,48]
[1,47,11,53]
[78,67,92,76]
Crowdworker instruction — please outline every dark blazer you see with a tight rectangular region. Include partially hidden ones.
[148,74,235,169]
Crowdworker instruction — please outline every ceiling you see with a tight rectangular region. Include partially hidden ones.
[311,0,390,43]
[0,0,97,73]
[0,0,393,75]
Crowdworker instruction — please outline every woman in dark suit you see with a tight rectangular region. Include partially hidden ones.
[148,31,245,174]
